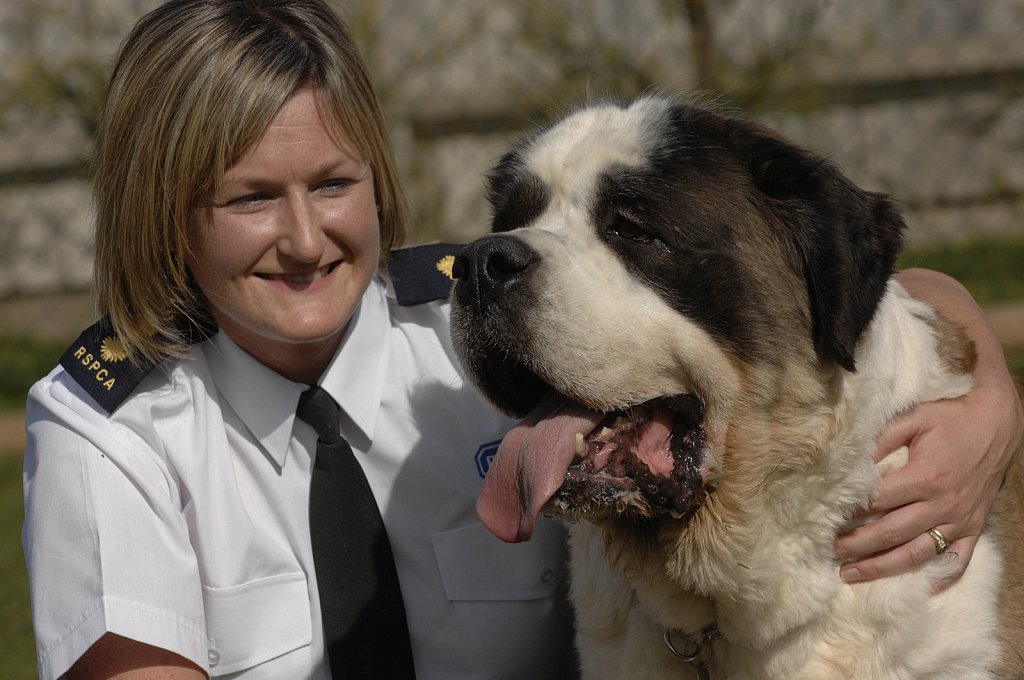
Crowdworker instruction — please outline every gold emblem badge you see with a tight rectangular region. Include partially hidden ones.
[436,255,456,280]
[99,337,128,362]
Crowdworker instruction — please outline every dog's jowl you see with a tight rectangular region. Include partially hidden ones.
[449,94,1024,679]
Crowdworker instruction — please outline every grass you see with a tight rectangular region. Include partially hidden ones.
[0,332,66,677]
[899,236,1024,308]
[0,453,36,679]
[1005,350,1024,380]
[0,335,66,412]
[901,236,1024,376]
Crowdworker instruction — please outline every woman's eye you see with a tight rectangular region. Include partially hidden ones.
[318,178,354,194]
[226,192,271,207]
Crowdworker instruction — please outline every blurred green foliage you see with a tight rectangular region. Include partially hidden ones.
[0,336,66,411]
[0,455,35,679]
[901,236,1024,378]
[899,236,1024,308]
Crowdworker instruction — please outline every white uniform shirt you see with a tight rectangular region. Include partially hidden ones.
[23,273,574,680]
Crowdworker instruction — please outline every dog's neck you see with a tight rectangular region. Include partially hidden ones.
[569,281,981,678]
[657,281,973,652]
[845,281,975,427]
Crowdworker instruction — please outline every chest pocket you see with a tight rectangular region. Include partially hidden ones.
[431,519,567,601]
[429,519,575,679]
[202,572,312,676]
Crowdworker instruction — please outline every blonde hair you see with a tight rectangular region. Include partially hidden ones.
[94,0,408,362]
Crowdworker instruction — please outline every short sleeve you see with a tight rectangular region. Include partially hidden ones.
[23,372,208,680]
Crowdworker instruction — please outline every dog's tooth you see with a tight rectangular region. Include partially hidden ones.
[575,432,585,455]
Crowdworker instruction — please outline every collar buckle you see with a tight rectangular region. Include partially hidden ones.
[663,624,721,679]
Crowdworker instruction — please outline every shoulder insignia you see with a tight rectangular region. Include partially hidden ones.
[388,242,464,306]
[59,317,156,414]
[58,313,215,415]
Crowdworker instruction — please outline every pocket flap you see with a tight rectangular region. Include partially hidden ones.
[202,572,312,675]
[432,519,567,601]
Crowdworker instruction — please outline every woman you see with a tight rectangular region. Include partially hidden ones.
[24,2,572,678]
[22,0,1022,678]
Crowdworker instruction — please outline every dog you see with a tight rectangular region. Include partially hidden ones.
[448,94,1024,679]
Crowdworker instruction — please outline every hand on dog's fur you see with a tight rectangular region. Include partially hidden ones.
[836,389,1021,590]
[835,270,1024,590]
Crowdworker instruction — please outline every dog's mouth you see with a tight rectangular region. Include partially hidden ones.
[554,393,709,518]
[476,382,714,543]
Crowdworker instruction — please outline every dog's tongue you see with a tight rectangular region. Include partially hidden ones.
[477,392,603,542]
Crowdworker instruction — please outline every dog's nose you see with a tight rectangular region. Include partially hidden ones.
[452,236,536,309]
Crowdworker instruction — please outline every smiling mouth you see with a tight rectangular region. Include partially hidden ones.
[258,261,340,284]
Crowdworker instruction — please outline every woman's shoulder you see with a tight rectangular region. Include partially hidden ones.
[386,242,462,307]
[380,243,462,333]
[32,354,206,416]
[28,321,215,448]
[48,316,213,414]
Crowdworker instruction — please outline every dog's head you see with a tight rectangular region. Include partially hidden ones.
[449,95,904,543]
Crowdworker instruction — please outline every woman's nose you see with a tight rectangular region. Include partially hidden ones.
[278,196,323,261]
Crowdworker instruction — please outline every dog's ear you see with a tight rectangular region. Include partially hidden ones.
[738,128,905,371]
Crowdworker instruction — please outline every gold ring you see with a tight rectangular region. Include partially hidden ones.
[927,528,950,556]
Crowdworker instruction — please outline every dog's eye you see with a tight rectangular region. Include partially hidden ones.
[607,213,654,244]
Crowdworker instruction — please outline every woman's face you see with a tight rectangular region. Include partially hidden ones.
[190,87,380,382]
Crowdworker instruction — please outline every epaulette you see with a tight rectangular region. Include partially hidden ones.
[388,242,464,306]
[58,314,215,415]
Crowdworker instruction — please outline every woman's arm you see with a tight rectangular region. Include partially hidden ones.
[834,268,1023,590]
[24,379,210,680]
[67,633,206,680]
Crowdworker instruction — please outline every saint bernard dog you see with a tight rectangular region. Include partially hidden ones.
[448,95,1024,679]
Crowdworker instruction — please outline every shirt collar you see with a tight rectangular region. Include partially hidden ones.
[319,275,390,444]
[204,331,307,469]
[201,275,390,468]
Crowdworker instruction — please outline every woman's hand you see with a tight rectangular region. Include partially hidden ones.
[834,268,1023,591]
[835,383,1021,590]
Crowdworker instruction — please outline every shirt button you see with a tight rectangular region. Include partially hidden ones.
[208,648,221,667]
[541,568,555,585]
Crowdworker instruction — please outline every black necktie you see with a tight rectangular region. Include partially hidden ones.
[298,386,416,679]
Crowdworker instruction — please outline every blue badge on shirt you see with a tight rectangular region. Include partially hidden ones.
[474,439,503,478]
